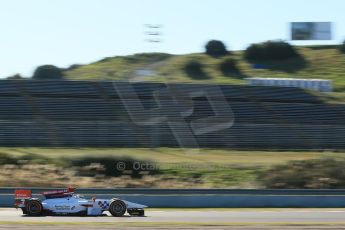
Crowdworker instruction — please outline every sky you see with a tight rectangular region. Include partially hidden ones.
[0,0,345,78]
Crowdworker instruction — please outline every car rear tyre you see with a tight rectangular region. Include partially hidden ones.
[109,199,126,217]
[25,200,43,216]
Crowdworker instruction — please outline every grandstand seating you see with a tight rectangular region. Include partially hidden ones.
[0,80,343,149]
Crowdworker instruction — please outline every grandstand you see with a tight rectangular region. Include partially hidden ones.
[0,80,343,149]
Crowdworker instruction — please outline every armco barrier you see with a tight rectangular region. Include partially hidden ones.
[1,188,345,208]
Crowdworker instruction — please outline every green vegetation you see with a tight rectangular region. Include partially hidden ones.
[183,60,209,80]
[1,147,335,165]
[33,65,64,80]
[244,40,300,61]
[0,147,343,188]
[339,40,345,54]
[64,46,345,92]
[6,73,24,80]
[219,58,240,77]
[259,158,345,189]
[205,40,229,57]
[71,156,158,178]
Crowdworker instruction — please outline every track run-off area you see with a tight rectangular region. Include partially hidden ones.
[2,208,345,229]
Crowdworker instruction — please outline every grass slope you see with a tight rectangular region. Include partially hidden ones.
[1,147,336,166]
[0,147,343,188]
[64,47,345,92]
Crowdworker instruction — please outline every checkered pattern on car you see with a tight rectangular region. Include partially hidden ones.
[97,201,109,209]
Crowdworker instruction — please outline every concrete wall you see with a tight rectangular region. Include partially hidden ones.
[2,188,345,208]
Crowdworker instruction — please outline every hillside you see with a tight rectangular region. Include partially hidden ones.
[64,46,345,92]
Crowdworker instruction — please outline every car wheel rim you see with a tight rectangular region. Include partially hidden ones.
[29,202,41,213]
[113,204,124,213]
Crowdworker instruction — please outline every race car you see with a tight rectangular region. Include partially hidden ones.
[14,187,147,217]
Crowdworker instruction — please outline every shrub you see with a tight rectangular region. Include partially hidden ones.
[259,158,345,189]
[183,60,208,79]
[244,40,300,61]
[205,40,229,57]
[32,65,64,80]
[66,64,82,71]
[0,153,66,166]
[0,153,17,165]
[6,74,24,80]
[219,58,240,76]
[71,156,158,178]
[339,40,345,53]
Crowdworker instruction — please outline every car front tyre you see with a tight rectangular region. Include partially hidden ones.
[109,199,126,217]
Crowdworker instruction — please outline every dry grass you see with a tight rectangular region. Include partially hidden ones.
[1,148,343,188]
[0,164,202,188]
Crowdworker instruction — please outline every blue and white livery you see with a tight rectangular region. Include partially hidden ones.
[14,187,146,217]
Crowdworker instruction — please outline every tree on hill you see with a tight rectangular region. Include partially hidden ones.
[183,60,209,80]
[244,40,300,61]
[205,40,229,57]
[6,74,24,80]
[32,65,64,80]
[219,58,240,76]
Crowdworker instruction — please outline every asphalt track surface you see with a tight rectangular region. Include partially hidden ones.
[2,208,345,229]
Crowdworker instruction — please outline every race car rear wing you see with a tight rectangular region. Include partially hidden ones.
[14,190,32,207]
[14,190,32,199]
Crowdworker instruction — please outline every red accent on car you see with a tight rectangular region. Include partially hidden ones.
[41,189,67,195]
[14,190,32,199]
[14,200,23,206]
[67,187,75,193]
[41,187,75,195]
[40,187,76,199]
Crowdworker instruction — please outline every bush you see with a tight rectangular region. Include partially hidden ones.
[183,60,208,79]
[71,156,158,178]
[259,158,345,189]
[219,58,240,76]
[0,153,66,166]
[32,65,64,80]
[0,153,17,165]
[205,40,229,57]
[66,64,82,71]
[6,74,24,80]
[339,40,345,53]
[244,40,300,61]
